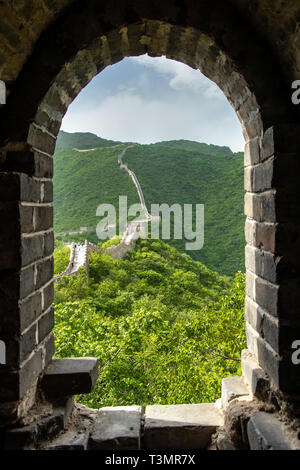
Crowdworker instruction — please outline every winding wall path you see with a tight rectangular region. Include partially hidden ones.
[118,144,152,219]
[105,144,160,258]
[56,143,160,274]
[54,240,97,282]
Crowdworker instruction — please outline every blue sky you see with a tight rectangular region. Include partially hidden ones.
[61,55,244,153]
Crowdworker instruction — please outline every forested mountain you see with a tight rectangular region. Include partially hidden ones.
[56,130,121,149]
[54,131,244,276]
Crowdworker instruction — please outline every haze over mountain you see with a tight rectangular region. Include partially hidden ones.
[54,131,244,276]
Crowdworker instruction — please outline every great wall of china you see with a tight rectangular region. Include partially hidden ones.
[55,144,159,277]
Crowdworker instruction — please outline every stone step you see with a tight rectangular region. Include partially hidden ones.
[4,395,75,450]
[4,411,65,450]
[144,404,224,450]
[88,406,142,450]
[44,419,91,450]
[41,357,99,398]
[221,376,249,410]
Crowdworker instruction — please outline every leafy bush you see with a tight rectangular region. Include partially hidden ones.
[54,243,70,276]
[53,239,246,407]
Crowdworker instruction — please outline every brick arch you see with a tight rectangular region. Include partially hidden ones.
[0,0,296,148]
[31,22,263,151]
[0,0,299,428]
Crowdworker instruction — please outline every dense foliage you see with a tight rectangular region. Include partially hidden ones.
[53,243,70,276]
[53,239,246,408]
[124,142,244,276]
[53,131,244,276]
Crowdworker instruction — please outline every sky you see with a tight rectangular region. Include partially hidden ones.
[61,54,244,153]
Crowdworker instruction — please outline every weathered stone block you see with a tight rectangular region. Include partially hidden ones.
[43,230,54,257]
[244,191,276,223]
[21,234,44,267]
[20,174,43,203]
[244,137,261,167]
[34,108,62,139]
[4,422,39,450]
[247,412,295,450]
[34,151,53,178]
[245,245,278,283]
[27,124,57,155]
[244,158,274,193]
[221,376,249,410]
[246,271,279,317]
[4,411,65,450]
[0,172,53,203]
[37,412,65,442]
[89,406,142,450]
[20,264,35,299]
[43,332,55,368]
[244,327,300,393]
[262,124,300,161]
[45,419,90,450]
[36,257,54,289]
[42,181,53,203]
[42,281,54,312]
[20,323,37,362]
[245,298,279,353]
[144,404,223,450]
[241,349,271,401]
[34,205,53,232]
[38,307,55,343]
[41,357,99,397]
[20,204,34,233]
[245,220,276,253]
[19,291,42,332]
[19,349,43,398]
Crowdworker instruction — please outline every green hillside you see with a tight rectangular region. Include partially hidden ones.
[124,144,244,276]
[54,131,245,276]
[158,139,233,156]
[54,144,140,231]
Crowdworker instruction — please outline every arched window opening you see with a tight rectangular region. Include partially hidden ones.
[53,55,246,408]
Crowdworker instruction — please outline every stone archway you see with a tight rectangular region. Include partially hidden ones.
[0,0,300,448]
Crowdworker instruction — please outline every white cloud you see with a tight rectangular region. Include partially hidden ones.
[130,55,223,98]
[62,85,244,152]
[61,55,244,152]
